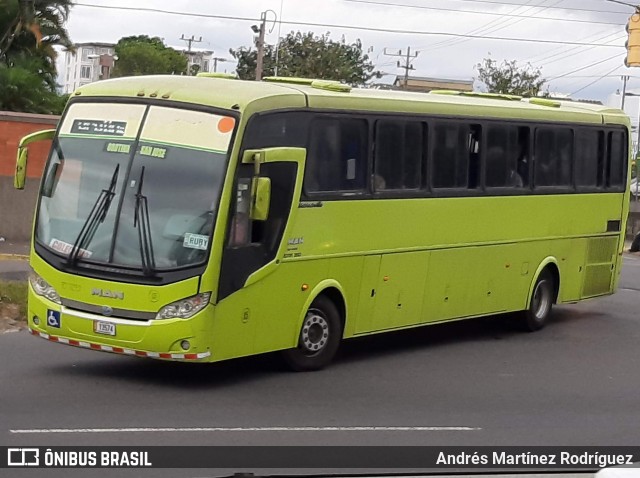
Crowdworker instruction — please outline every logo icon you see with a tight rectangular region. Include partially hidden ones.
[47,309,61,328]
[8,448,39,466]
[101,306,113,317]
[91,288,124,299]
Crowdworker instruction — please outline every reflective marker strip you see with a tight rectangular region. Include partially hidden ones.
[28,328,210,361]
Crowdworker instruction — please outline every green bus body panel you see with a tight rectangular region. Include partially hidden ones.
[30,253,200,313]
[74,75,308,114]
[25,75,630,363]
[286,194,623,259]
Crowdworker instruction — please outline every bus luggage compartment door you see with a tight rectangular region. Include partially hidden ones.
[355,251,430,334]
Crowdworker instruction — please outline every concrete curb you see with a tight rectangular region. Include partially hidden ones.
[0,254,29,261]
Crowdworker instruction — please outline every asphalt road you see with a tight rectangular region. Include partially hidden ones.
[0,257,29,281]
[1,256,640,477]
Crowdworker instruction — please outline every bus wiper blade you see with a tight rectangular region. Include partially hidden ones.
[67,164,120,266]
[133,166,156,276]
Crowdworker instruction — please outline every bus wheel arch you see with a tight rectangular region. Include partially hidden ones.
[520,259,560,332]
[281,282,346,372]
[318,286,346,335]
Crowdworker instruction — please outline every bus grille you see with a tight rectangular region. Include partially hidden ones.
[581,237,618,298]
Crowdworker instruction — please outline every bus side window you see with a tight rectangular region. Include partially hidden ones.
[243,112,310,149]
[306,117,368,193]
[374,120,423,191]
[485,124,527,188]
[468,125,481,189]
[606,130,626,189]
[575,129,604,189]
[432,122,479,190]
[228,178,252,247]
[516,127,530,188]
[534,127,573,188]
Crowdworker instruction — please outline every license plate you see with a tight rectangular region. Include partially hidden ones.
[94,320,116,336]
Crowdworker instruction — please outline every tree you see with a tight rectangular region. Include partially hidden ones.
[0,58,67,114]
[475,56,546,97]
[0,0,73,114]
[112,36,188,77]
[230,31,378,85]
[1,0,73,61]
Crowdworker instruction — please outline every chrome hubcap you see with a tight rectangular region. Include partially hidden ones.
[532,279,551,321]
[301,309,329,354]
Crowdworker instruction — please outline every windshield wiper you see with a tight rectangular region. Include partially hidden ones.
[67,164,120,266]
[133,166,156,276]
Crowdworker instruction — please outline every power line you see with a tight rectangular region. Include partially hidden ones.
[343,0,625,26]
[426,0,568,54]
[464,0,566,42]
[557,74,635,78]
[72,3,627,48]
[547,53,624,80]
[529,31,623,65]
[415,0,630,15]
[525,33,625,73]
[569,65,623,95]
[418,0,540,52]
[561,63,628,89]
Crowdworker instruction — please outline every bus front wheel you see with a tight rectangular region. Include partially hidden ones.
[282,295,342,372]
[519,270,554,332]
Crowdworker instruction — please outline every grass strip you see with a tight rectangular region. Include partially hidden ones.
[0,281,28,325]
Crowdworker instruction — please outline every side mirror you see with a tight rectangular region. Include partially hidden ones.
[14,129,56,190]
[14,147,28,190]
[251,177,271,221]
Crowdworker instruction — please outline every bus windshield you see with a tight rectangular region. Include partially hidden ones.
[35,102,236,272]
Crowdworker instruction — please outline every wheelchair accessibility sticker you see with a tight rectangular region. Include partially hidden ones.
[47,309,61,328]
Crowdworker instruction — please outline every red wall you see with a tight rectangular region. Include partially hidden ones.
[0,111,59,178]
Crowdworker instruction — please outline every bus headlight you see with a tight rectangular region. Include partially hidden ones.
[29,273,61,304]
[155,293,211,320]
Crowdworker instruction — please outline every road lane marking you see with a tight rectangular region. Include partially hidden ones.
[10,426,480,434]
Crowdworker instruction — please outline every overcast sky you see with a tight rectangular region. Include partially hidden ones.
[61,0,636,102]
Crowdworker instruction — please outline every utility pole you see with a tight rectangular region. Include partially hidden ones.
[621,75,629,109]
[383,47,419,90]
[274,0,284,76]
[212,57,227,72]
[254,12,268,81]
[180,34,202,52]
[252,10,276,81]
[179,34,202,75]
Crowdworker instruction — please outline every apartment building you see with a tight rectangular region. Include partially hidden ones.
[62,42,219,93]
[62,42,117,94]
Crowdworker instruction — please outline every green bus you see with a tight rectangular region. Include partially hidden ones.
[15,75,631,370]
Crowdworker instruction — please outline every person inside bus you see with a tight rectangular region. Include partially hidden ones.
[515,135,529,187]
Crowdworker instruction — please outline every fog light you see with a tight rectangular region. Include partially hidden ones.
[33,316,40,325]
[180,340,190,351]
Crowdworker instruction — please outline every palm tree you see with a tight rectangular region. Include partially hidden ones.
[1,0,74,63]
[0,1,73,113]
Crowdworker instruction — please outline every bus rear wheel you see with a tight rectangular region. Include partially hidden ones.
[282,295,342,372]
[519,270,554,332]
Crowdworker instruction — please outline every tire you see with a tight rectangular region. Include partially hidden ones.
[519,270,555,332]
[630,232,640,253]
[281,295,342,372]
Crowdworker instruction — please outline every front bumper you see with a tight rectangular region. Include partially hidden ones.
[28,285,213,362]
[28,327,211,361]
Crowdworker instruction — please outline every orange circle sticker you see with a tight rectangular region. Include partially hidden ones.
[217,117,235,134]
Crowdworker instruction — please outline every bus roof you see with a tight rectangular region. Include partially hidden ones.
[75,75,628,127]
